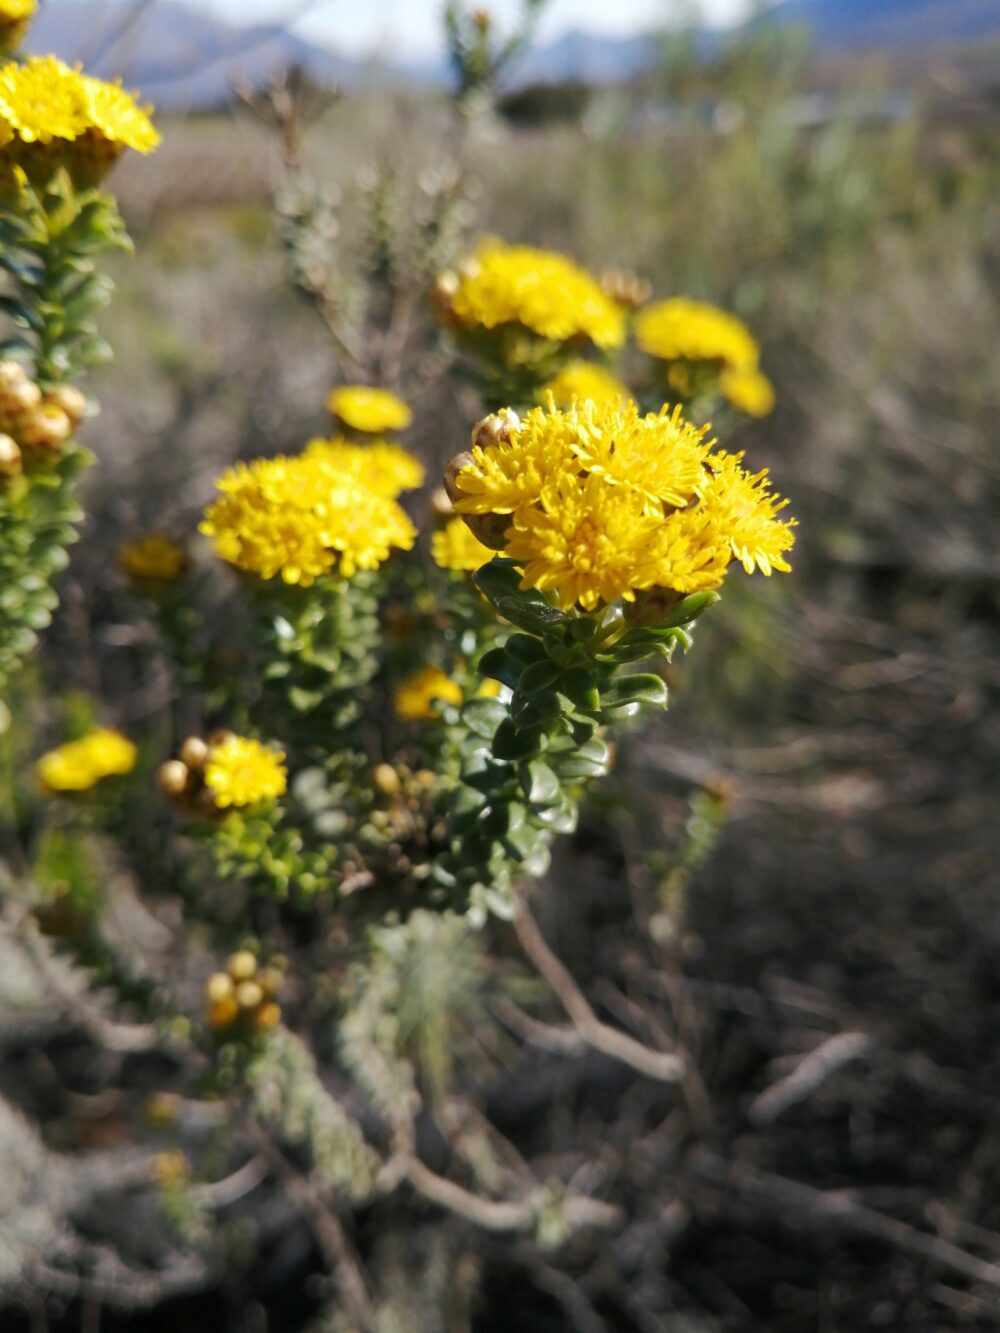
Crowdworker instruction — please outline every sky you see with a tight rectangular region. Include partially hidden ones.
[180,0,757,60]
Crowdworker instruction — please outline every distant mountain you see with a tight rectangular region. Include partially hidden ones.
[754,0,1000,49]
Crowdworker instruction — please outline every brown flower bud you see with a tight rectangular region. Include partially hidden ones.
[258,967,284,998]
[0,360,26,393]
[18,405,72,451]
[207,728,236,750]
[157,759,190,797]
[473,9,491,31]
[470,408,519,451]
[430,486,453,517]
[0,377,41,432]
[179,736,209,771]
[601,268,652,309]
[0,433,21,477]
[430,269,459,320]
[43,385,87,428]
[443,450,474,506]
[207,997,239,1030]
[253,1002,282,1033]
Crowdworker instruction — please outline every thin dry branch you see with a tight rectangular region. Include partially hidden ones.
[748,1031,873,1124]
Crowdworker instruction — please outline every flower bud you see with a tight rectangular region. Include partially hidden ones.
[601,268,652,309]
[430,270,459,320]
[157,759,190,797]
[43,385,87,428]
[235,980,264,1010]
[207,997,239,1030]
[179,736,209,771]
[208,728,236,750]
[227,950,258,981]
[372,762,401,796]
[443,450,474,506]
[430,486,453,517]
[462,511,510,551]
[0,377,40,431]
[19,405,72,451]
[470,408,519,451]
[205,972,234,1004]
[253,1001,282,1033]
[0,433,22,477]
[258,967,284,998]
[0,361,26,392]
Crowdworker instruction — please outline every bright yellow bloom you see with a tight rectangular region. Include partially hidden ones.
[431,516,494,572]
[0,0,36,17]
[302,437,425,499]
[200,454,416,585]
[327,385,412,434]
[437,240,626,350]
[719,367,775,418]
[540,361,629,409]
[0,0,35,56]
[203,734,287,809]
[635,298,760,373]
[0,57,158,182]
[448,398,794,611]
[119,534,188,582]
[394,666,464,721]
[37,727,137,793]
[697,451,796,575]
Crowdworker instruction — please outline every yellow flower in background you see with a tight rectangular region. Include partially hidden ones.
[203,735,287,809]
[394,666,464,721]
[435,239,626,350]
[0,0,36,56]
[540,361,629,409]
[327,385,412,434]
[697,451,796,576]
[431,516,494,572]
[302,437,425,499]
[719,367,776,418]
[119,534,188,583]
[200,454,416,585]
[37,727,137,793]
[0,56,158,183]
[635,298,760,373]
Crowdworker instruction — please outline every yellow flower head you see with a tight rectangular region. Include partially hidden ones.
[203,734,287,809]
[635,298,760,373]
[200,454,416,585]
[448,398,795,611]
[37,727,137,793]
[394,665,464,721]
[0,57,158,183]
[540,361,629,409]
[436,239,626,350]
[119,534,188,583]
[697,451,796,575]
[431,516,494,572]
[0,0,36,56]
[719,367,775,418]
[327,385,412,434]
[302,436,425,499]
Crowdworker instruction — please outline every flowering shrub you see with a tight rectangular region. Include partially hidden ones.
[0,7,800,1322]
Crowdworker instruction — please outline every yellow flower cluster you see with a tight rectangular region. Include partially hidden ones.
[394,665,463,721]
[37,727,137,793]
[200,453,416,586]
[0,56,158,186]
[449,399,795,611]
[119,534,188,583]
[204,950,282,1034]
[434,239,626,350]
[204,735,287,809]
[327,385,412,434]
[301,437,425,499]
[540,360,629,409]
[431,516,494,572]
[0,0,35,57]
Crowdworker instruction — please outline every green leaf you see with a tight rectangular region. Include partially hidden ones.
[601,672,668,709]
[492,717,546,760]
[536,799,578,833]
[518,659,560,694]
[518,758,561,807]
[496,596,568,634]
[511,689,561,728]
[478,647,522,691]
[462,696,507,738]
[558,667,601,711]
[504,633,548,666]
[472,558,523,606]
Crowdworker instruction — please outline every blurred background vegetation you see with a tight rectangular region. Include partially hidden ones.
[3,0,1000,1328]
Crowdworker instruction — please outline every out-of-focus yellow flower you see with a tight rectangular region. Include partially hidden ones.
[431,516,493,572]
[635,298,760,373]
[150,1151,189,1188]
[540,361,629,409]
[119,534,188,583]
[0,57,158,184]
[327,385,412,433]
[697,451,796,575]
[435,239,626,350]
[447,398,794,611]
[0,0,36,56]
[394,666,464,721]
[302,437,425,499]
[719,367,776,418]
[200,454,416,585]
[203,735,287,810]
[37,727,137,793]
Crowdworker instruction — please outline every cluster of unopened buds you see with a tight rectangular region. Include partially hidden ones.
[204,949,283,1036]
[601,268,652,310]
[0,361,87,478]
[158,734,221,814]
